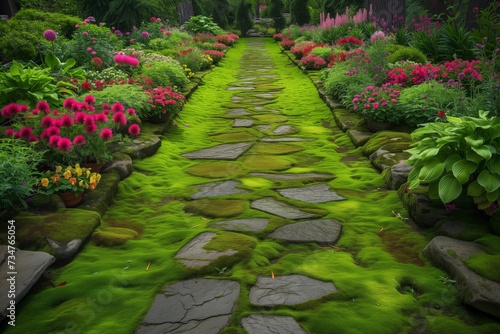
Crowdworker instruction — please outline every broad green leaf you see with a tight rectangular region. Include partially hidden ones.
[418,158,444,183]
[422,148,440,158]
[409,177,420,189]
[44,53,60,69]
[444,154,461,172]
[486,188,500,203]
[438,173,462,203]
[487,157,500,174]
[428,181,439,200]
[477,170,500,193]
[471,145,492,160]
[452,159,477,184]
[465,135,484,148]
[466,149,483,163]
[467,180,485,197]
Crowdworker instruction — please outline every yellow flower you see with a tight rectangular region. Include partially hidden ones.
[86,170,90,178]
[52,174,60,183]
[75,163,80,169]
[79,180,84,187]
[63,170,72,179]
[41,178,49,187]
[89,181,97,190]
[96,173,102,183]
[55,166,62,173]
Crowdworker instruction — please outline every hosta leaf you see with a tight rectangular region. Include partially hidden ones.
[467,180,485,197]
[465,135,484,148]
[466,149,483,163]
[438,174,462,203]
[471,145,492,160]
[486,188,500,203]
[444,154,462,172]
[487,157,500,174]
[418,158,444,183]
[422,148,440,158]
[477,170,500,193]
[452,159,477,184]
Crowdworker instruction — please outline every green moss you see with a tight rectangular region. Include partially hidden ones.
[211,132,258,142]
[243,155,292,170]
[447,249,458,258]
[464,253,500,282]
[185,162,246,178]
[251,142,305,155]
[252,114,288,123]
[361,131,412,156]
[183,199,247,218]
[92,227,139,246]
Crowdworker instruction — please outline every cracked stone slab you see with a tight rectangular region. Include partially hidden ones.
[251,198,319,219]
[233,119,254,128]
[182,142,253,160]
[278,184,346,203]
[1,246,55,321]
[249,172,333,181]
[268,219,342,244]
[242,315,307,334]
[273,125,296,135]
[227,86,255,91]
[136,279,240,334]
[175,232,237,268]
[212,218,269,232]
[249,275,337,306]
[261,137,314,142]
[192,180,249,199]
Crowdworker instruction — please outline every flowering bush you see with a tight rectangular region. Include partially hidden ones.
[280,39,295,50]
[203,50,224,65]
[210,42,227,51]
[2,98,140,164]
[350,85,402,124]
[273,33,284,41]
[337,36,364,50]
[143,86,185,124]
[300,54,327,70]
[290,41,322,59]
[215,34,236,46]
[38,164,101,196]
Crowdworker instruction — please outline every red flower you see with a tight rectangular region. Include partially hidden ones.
[73,135,86,145]
[41,115,55,128]
[437,110,446,118]
[112,112,127,125]
[49,135,61,148]
[63,98,76,109]
[126,108,136,115]
[94,113,108,123]
[111,102,124,113]
[19,126,33,139]
[128,124,140,136]
[85,123,98,134]
[61,115,74,127]
[46,126,61,137]
[5,128,15,136]
[28,135,39,142]
[83,115,95,126]
[99,128,113,140]
[36,101,50,114]
[57,137,72,151]
[102,103,110,109]
[74,112,86,124]
[1,103,23,118]
[83,95,96,104]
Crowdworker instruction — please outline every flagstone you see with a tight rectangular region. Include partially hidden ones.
[192,180,249,199]
[213,218,269,232]
[268,219,342,244]
[241,315,307,334]
[251,197,319,219]
[278,184,346,203]
[182,142,253,160]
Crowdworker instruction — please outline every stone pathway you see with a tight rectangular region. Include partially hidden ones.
[139,39,343,333]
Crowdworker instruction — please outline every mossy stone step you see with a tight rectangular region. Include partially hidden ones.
[278,184,346,203]
[251,197,320,219]
[182,142,253,160]
[191,180,249,199]
[268,219,342,244]
[241,315,307,334]
[212,218,269,232]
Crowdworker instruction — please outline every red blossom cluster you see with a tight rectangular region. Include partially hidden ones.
[337,36,364,50]
[280,39,295,50]
[290,41,325,59]
[113,53,140,67]
[203,50,225,64]
[210,42,227,51]
[300,54,327,70]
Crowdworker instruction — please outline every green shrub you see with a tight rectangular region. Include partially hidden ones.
[68,23,118,68]
[11,9,80,38]
[323,62,372,100]
[309,47,332,61]
[0,139,44,210]
[0,20,49,63]
[148,38,171,51]
[141,61,189,88]
[236,0,253,37]
[184,15,223,35]
[176,49,205,72]
[290,0,310,26]
[83,67,129,82]
[398,81,468,127]
[90,84,150,114]
[387,46,427,64]
[437,20,475,61]
[411,30,438,61]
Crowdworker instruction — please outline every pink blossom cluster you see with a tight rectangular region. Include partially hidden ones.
[113,53,140,67]
[210,42,227,51]
[300,54,327,70]
[319,5,372,29]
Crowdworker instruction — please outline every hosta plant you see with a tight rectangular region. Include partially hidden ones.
[406,111,500,213]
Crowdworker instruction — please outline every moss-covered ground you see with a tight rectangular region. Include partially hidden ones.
[4,38,500,334]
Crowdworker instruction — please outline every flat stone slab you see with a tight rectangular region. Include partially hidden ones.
[251,198,319,219]
[233,119,254,128]
[273,125,296,135]
[256,125,272,131]
[227,108,251,116]
[136,279,240,334]
[347,129,372,147]
[227,86,255,91]
[213,218,269,232]
[249,275,337,306]
[249,172,333,181]
[175,232,237,268]
[192,180,249,199]
[242,315,307,334]
[423,236,500,319]
[261,137,313,142]
[268,219,342,244]
[182,142,253,160]
[1,246,55,321]
[278,184,346,203]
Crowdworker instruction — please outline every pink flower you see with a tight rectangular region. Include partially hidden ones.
[1,103,21,118]
[91,51,97,56]
[142,31,149,38]
[83,31,88,36]
[126,108,136,115]
[87,47,93,52]
[102,103,110,109]
[74,112,86,124]
[372,102,380,109]
[364,104,371,109]
[5,128,15,136]
[83,95,96,104]
[57,137,72,151]
[94,113,108,123]
[391,99,398,104]
[60,115,74,127]
[112,112,127,125]
[83,115,95,126]
[85,123,98,134]
[46,126,60,136]
[99,128,113,140]
[49,135,61,148]
[19,126,33,139]
[128,124,140,136]
[111,102,124,113]
[73,135,86,145]
[40,115,54,128]
[36,101,50,113]
[63,98,76,109]
[28,135,39,142]
[43,29,57,42]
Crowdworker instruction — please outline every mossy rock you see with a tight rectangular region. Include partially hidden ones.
[119,132,162,160]
[243,155,292,170]
[184,199,246,218]
[92,227,139,247]
[101,153,133,180]
[80,172,121,217]
[362,131,412,156]
[211,132,258,142]
[251,142,305,155]
[13,209,100,252]
[185,162,246,178]
[372,152,411,171]
[332,108,364,131]
[252,114,288,123]
[26,193,65,210]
